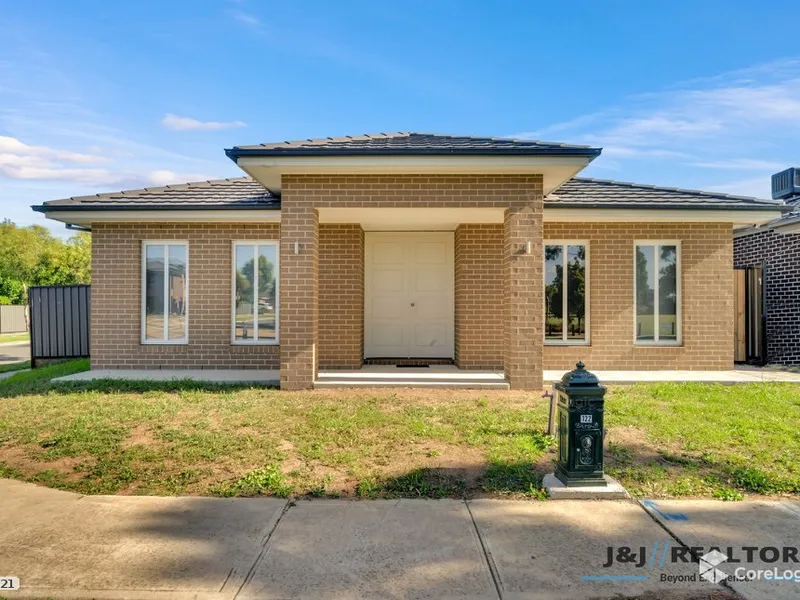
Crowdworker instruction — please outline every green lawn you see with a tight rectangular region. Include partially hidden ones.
[0,361,798,500]
[0,332,29,344]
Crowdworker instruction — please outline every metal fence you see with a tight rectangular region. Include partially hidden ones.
[0,305,27,333]
[29,285,90,366]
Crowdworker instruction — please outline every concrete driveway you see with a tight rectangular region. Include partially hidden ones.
[3,480,799,599]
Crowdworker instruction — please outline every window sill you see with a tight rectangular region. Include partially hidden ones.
[634,341,682,347]
[141,340,189,346]
[545,341,590,346]
[231,341,279,346]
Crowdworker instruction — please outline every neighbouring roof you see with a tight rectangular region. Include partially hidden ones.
[547,177,785,211]
[33,177,279,212]
[226,132,602,158]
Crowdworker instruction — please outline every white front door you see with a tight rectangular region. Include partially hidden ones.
[365,232,454,358]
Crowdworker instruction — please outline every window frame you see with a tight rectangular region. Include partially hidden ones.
[633,240,682,346]
[140,240,189,345]
[231,240,280,346]
[543,240,590,346]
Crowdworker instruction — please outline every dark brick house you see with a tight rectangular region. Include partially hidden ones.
[733,168,800,365]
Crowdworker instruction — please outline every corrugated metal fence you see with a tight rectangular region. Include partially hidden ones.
[0,305,27,333]
[29,285,91,366]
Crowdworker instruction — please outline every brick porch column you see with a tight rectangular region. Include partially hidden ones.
[279,205,319,390]
[504,205,543,389]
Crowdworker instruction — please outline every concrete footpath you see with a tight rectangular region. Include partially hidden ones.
[0,479,799,600]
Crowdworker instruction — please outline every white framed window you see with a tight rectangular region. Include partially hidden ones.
[232,241,279,345]
[634,241,681,345]
[141,241,189,344]
[544,241,589,344]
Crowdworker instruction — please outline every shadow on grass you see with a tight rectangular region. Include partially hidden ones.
[53,379,278,395]
[353,461,551,500]
[605,440,800,500]
[0,358,278,398]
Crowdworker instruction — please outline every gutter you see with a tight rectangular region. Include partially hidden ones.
[543,202,789,212]
[32,203,281,213]
[225,147,603,160]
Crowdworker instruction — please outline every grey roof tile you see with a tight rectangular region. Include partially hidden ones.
[37,177,278,211]
[547,177,783,209]
[227,132,601,156]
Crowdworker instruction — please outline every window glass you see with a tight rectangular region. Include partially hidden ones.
[144,245,165,341]
[168,245,187,340]
[658,245,678,341]
[234,245,256,341]
[635,245,656,341]
[566,245,586,340]
[636,243,679,343]
[545,245,563,341]
[234,243,278,343]
[143,243,187,342]
[545,243,587,343]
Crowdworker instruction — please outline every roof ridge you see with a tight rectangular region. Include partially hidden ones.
[569,176,780,205]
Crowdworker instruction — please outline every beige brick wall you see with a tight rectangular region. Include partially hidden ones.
[278,205,319,390]
[91,223,280,369]
[282,174,544,389]
[449,222,734,372]
[455,224,504,369]
[542,222,734,370]
[319,224,364,368]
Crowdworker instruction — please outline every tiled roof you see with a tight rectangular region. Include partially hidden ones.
[35,175,786,213]
[547,177,783,210]
[35,177,279,211]
[227,132,601,156]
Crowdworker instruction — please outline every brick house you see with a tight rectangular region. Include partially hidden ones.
[33,133,786,389]
[733,168,800,365]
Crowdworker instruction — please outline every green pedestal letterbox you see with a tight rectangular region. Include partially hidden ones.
[554,361,607,487]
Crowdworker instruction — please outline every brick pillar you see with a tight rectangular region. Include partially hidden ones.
[279,205,319,390]
[504,206,543,389]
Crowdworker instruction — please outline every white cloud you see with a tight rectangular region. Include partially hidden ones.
[161,113,247,132]
[230,9,262,28]
[0,135,105,163]
[515,58,800,196]
[689,158,786,171]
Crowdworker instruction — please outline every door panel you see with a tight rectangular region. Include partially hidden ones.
[365,232,454,358]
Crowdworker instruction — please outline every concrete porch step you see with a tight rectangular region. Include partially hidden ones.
[315,367,510,389]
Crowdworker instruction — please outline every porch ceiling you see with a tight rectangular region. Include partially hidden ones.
[317,207,504,230]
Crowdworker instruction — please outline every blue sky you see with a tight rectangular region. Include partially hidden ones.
[3,0,800,234]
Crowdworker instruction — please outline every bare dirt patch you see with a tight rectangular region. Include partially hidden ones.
[0,444,90,482]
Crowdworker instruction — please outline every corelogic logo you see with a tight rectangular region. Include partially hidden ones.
[699,550,728,584]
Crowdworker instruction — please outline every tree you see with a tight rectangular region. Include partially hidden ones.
[0,222,91,299]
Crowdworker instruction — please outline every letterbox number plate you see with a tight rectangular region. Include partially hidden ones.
[580,414,592,424]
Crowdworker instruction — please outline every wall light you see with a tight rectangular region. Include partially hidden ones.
[524,241,532,255]
[294,241,300,255]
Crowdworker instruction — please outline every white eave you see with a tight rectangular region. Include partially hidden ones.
[235,154,594,197]
[39,205,783,230]
[40,209,281,227]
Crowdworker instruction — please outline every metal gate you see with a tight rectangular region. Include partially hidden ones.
[29,285,91,367]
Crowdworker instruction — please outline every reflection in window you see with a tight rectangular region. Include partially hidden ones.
[636,243,679,343]
[545,243,587,343]
[143,243,187,343]
[234,242,278,343]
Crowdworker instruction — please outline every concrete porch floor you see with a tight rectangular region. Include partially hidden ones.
[50,365,800,387]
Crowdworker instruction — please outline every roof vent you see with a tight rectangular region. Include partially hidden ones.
[771,168,800,200]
